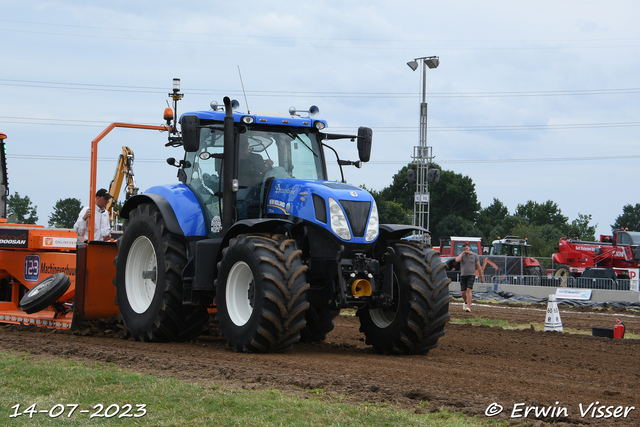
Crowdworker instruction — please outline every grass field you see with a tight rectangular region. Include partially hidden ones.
[0,352,506,427]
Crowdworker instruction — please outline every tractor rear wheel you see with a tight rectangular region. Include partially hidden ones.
[114,203,208,342]
[357,241,452,355]
[524,265,544,285]
[215,233,309,352]
[19,273,71,314]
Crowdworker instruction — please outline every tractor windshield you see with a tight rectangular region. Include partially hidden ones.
[491,243,528,256]
[184,124,326,234]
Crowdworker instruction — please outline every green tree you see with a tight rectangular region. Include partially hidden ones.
[429,168,480,242]
[372,164,480,242]
[476,198,509,243]
[611,203,640,232]
[515,200,568,231]
[7,192,38,224]
[569,213,596,241]
[489,214,529,243]
[374,165,413,211]
[435,214,482,243]
[375,199,411,225]
[48,198,83,229]
[509,223,565,257]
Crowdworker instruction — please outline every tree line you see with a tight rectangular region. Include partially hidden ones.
[6,176,640,258]
[369,164,640,257]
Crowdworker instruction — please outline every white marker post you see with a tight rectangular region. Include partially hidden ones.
[544,294,563,332]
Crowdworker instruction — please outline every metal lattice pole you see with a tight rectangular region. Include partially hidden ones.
[408,56,438,242]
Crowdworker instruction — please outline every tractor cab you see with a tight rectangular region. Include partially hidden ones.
[614,230,640,247]
[178,101,373,241]
[490,236,530,257]
[184,120,327,232]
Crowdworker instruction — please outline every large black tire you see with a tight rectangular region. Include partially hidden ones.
[523,265,543,285]
[114,203,208,342]
[524,263,544,277]
[299,305,340,343]
[357,241,451,355]
[19,273,71,314]
[215,233,309,352]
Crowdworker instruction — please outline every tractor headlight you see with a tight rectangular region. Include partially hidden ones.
[328,198,351,241]
[365,200,379,242]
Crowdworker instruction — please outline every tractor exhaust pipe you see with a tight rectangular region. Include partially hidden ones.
[222,96,236,233]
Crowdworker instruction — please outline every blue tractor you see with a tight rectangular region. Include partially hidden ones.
[115,87,451,354]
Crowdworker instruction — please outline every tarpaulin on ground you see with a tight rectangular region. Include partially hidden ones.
[449,290,640,310]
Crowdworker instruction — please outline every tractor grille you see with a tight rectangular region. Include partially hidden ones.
[339,201,371,238]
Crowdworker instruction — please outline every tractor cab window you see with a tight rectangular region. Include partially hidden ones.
[236,126,325,219]
[184,126,224,234]
[617,232,634,246]
[184,124,326,235]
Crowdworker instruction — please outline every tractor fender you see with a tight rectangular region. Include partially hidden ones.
[120,184,207,237]
[378,224,429,243]
[219,218,297,251]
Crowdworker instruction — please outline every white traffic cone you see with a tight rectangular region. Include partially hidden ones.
[544,294,563,332]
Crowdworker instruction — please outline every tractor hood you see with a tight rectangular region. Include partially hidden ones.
[265,178,379,244]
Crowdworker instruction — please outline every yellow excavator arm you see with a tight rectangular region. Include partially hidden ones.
[107,146,138,226]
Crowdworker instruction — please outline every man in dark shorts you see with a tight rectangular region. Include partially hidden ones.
[455,242,484,312]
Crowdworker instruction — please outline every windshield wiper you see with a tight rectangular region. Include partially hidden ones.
[286,129,317,157]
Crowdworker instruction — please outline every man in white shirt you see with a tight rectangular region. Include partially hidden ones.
[74,188,112,242]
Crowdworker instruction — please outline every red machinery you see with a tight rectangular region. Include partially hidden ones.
[439,236,544,279]
[0,126,165,330]
[552,230,640,279]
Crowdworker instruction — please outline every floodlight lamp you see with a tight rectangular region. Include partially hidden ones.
[424,57,439,69]
[407,60,419,71]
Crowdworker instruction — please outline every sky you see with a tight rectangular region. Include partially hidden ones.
[1,1,638,238]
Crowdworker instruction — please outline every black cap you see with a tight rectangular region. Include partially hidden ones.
[96,188,113,199]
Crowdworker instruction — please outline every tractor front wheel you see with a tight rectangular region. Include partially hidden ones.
[215,233,309,352]
[357,241,452,355]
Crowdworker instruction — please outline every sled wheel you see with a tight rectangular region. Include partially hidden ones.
[215,233,309,352]
[114,203,208,342]
[357,241,452,355]
[19,273,71,314]
[300,305,340,343]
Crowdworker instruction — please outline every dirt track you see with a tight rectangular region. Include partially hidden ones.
[1,301,638,426]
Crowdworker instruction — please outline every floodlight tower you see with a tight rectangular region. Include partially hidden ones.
[407,56,439,240]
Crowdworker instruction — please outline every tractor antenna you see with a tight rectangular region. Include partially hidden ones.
[237,66,250,114]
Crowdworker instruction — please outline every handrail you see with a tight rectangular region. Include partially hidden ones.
[88,123,168,241]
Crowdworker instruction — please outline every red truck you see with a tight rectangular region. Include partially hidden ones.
[553,230,640,280]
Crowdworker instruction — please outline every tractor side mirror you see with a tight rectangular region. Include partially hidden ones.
[181,115,201,152]
[407,169,416,185]
[357,126,372,163]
